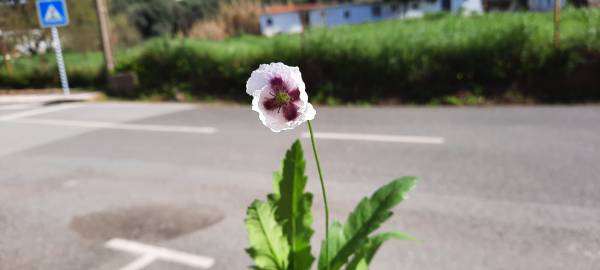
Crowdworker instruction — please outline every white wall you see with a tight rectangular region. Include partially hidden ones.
[308,1,445,28]
[267,0,479,35]
[381,3,405,19]
[452,0,467,11]
[260,13,303,36]
[309,9,327,27]
[405,0,443,18]
[309,5,373,27]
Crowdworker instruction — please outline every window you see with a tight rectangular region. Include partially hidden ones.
[300,11,309,26]
[371,5,381,17]
[411,2,419,9]
[372,5,382,17]
[266,17,273,26]
[391,4,399,11]
[343,10,351,19]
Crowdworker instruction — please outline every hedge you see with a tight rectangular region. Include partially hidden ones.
[3,9,600,103]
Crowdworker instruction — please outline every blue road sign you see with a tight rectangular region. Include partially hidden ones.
[37,0,69,28]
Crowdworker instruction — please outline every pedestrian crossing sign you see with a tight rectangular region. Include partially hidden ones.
[37,0,69,28]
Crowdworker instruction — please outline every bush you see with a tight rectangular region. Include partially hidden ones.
[2,9,599,104]
[0,52,104,90]
[114,9,600,103]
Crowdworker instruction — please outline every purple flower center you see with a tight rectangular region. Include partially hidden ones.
[263,77,301,121]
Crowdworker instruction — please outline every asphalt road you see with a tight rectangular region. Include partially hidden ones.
[0,102,599,270]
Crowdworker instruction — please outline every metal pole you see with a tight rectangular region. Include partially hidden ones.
[51,27,70,96]
[95,0,114,72]
[554,0,560,48]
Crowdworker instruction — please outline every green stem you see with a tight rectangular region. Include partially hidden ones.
[307,120,330,270]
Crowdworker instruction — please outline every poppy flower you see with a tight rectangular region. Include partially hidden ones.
[246,62,316,132]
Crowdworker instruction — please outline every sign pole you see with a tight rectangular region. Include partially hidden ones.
[50,26,70,96]
[37,0,70,96]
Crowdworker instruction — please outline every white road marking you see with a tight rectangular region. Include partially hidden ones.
[0,103,82,121]
[0,92,99,104]
[302,132,444,144]
[120,254,156,270]
[8,118,217,134]
[0,104,39,110]
[105,238,214,270]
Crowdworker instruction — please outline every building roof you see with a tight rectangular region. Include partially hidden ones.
[263,3,326,15]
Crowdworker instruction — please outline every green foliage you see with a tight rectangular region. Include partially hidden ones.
[270,141,315,270]
[245,141,416,270]
[318,177,417,270]
[245,200,290,270]
[62,0,100,52]
[109,0,218,37]
[0,0,99,52]
[346,232,414,270]
[256,140,315,270]
[5,10,599,103]
[114,9,600,103]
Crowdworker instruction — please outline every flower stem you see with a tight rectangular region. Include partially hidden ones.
[307,120,329,270]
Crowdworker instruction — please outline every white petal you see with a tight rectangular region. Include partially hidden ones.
[246,62,306,96]
[301,103,316,121]
[246,69,270,96]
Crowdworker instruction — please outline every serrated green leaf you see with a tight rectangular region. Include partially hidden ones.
[267,171,282,205]
[353,259,368,270]
[319,177,417,270]
[319,221,346,269]
[346,231,413,270]
[271,140,315,270]
[245,200,290,270]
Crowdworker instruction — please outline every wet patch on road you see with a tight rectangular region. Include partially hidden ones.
[69,203,224,242]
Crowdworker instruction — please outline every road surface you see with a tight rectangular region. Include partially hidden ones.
[0,102,599,270]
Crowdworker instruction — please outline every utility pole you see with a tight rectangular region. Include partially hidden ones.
[1,40,13,76]
[95,0,114,72]
[554,0,561,48]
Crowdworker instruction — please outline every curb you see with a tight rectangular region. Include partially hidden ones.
[0,92,101,105]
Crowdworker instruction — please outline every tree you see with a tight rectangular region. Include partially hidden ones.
[174,0,219,36]
[0,1,45,55]
[110,0,218,38]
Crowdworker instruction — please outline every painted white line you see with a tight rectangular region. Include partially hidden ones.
[0,103,82,121]
[0,104,39,110]
[119,254,156,270]
[0,92,99,104]
[105,238,214,269]
[9,118,217,134]
[302,132,444,144]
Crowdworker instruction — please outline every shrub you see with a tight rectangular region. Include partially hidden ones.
[114,9,600,103]
[2,9,600,104]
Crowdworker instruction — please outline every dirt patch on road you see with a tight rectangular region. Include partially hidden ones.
[69,203,224,242]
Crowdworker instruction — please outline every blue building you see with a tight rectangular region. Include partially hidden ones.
[260,0,485,36]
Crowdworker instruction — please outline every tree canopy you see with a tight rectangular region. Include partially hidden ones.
[109,0,219,37]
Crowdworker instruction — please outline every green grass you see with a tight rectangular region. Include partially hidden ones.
[2,9,600,103]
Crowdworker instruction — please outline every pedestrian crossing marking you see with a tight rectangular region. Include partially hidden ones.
[43,4,63,22]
